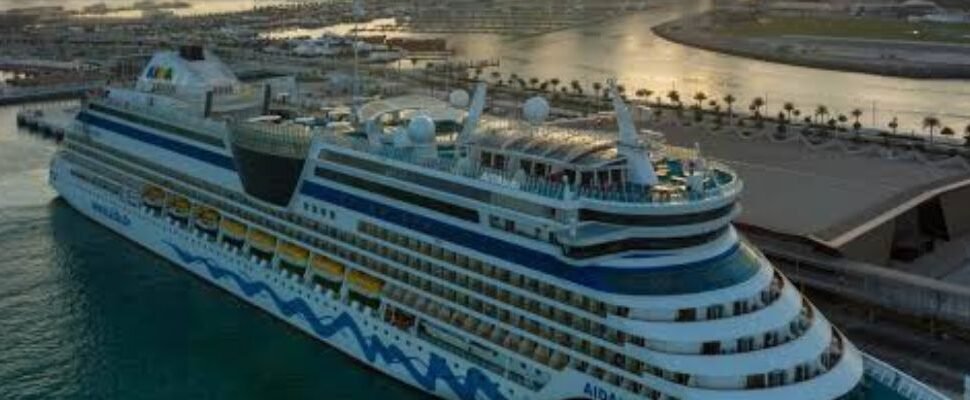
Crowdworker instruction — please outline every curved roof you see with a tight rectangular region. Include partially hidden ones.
[358,95,465,124]
[474,124,620,167]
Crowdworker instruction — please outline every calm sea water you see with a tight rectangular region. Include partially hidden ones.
[0,104,428,399]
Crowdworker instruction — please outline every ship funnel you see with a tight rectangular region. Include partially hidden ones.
[459,82,487,144]
[610,80,658,186]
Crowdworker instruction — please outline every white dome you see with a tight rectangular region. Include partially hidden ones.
[523,96,550,125]
[407,115,436,144]
[449,89,470,108]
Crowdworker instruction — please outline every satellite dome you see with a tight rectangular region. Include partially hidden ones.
[523,96,550,125]
[407,115,436,144]
[449,89,470,108]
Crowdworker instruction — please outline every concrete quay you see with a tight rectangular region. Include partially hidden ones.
[0,83,100,106]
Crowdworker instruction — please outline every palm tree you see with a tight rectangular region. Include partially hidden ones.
[529,77,540,89]
[635,88,648,101]
[750,97,765,117]
[851,108,863,127]
[723,94,736,123]
[783,102,795,121]
[693,91,707,109]
[814,105,829,125]
[667,90,681,107]
[550,78,560,92]
[837,114,848,131]
[939,126,956,144]
[923,116,941,143]
[888,117,899,136]
[592,82,603,99]
[570,80,583,96]
[490,71,502,83]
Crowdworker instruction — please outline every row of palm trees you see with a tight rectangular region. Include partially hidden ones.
[467,70,970,145]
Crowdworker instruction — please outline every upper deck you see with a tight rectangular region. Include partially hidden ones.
[317,128,742,214]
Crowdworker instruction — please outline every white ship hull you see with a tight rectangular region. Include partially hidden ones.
[51,155,611,400]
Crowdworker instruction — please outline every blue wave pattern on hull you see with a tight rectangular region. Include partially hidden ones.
[163,241,508,400]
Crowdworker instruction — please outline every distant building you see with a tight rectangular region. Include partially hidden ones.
[909,11,970,23]
[765,1,840,16]
[851,0,951,18]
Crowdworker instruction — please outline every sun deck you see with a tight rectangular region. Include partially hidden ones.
[318,129,742,208]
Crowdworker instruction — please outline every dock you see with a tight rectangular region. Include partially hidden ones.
[15,102,79,141]
[0,83,100,106]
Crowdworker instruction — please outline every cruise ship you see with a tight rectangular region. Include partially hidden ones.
[49,46,948,400]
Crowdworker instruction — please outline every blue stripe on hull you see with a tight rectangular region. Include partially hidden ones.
[77,111,237,171]
[164,241,507,400]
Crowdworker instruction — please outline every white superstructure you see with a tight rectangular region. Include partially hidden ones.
[49,47,947,400]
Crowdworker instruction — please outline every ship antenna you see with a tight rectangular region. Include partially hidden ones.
[609,79,658,186]
[459,82,487,144]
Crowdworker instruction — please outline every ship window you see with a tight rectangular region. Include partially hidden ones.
[534,163,547,177]
[706,305,724,320]
[481,152,493,167]
[701,341,721,355]
[493,154,506,169]
[746,374,766,389]
[315,167,478,223]
[578,204,735,226]
[563,228,726,259]
[563,170,576,184]
[738,337,755,352]
[597,170,610,185]
[610,169,622,182]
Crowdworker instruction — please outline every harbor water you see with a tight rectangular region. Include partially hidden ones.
[0,103,427,399]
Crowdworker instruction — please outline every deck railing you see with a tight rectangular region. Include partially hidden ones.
[863,354,950,400]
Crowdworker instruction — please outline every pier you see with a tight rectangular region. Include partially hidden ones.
[0,83,101,106]
[15,102,79,140]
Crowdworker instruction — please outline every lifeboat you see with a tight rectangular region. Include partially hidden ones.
[194,206,220,233]
[247,228,277,255]
[278,241,309,276]
[166,195,191,221]
[142,186,166,210]
[347,269,384,297]
[310,253,345,279]
[220,218,247,239]
[279,241,310,265]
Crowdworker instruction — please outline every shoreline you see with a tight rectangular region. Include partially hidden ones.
[651,12,970,80]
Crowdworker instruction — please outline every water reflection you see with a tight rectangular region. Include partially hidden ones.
[6,0,970,132]
[439,0,970,133]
